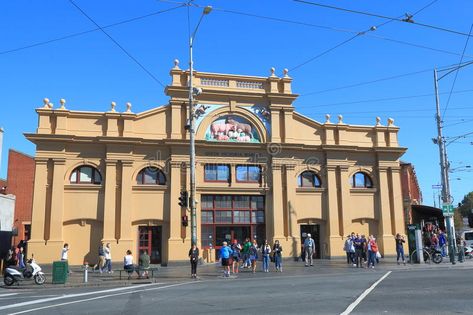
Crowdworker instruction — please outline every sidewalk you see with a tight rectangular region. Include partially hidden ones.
[2,257,472,289]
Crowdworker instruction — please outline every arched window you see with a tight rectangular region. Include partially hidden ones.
[70,165,102,184]
[351,172,373,188]
[136,167,166,185]
[298,171,321,188]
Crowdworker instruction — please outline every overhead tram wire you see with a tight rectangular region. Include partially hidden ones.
[294,0,473,38]
[68,0,167,88]
[2,1,465,60]
[0,4,185,55]
[442,24,473,120]
[288,0,438,72]
[300,59,473,97]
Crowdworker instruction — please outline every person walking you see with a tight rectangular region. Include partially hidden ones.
[61,243,71,274]
[98,242,105,273]
[367,235,378,268]
[303,233,315,267]
[230,239,241,274]
[249,240,259,273]
[17,247,25,269]
[261,240,272,272]
[272,240,283,272]
[188,244,199,278]
[220,241,233,277]
[360,235,368,265]
[353,234,363,268]
[395,234,406,265]
[104,243,112,273]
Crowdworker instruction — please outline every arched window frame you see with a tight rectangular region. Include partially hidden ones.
[136,167,166,185]
[69,165,102,185]
[297,171,322,188]
[351,172,373,188]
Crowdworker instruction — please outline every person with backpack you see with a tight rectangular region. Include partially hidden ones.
[303,233,315,267]
[261,240,272,272]
[272,240,283,272]
[230,239,241,274]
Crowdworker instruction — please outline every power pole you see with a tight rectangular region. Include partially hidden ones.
[434,68,456,264]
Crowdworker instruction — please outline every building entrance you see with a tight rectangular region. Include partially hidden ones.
[215,226,251,245]
[138,226,162,264]
[300,224,321,259]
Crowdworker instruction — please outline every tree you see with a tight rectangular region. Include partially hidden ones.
[457,192,473,217]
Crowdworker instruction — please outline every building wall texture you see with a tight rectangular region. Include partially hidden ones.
[26,66,407,265]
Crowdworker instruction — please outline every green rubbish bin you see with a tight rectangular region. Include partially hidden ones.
[52,260,69,284]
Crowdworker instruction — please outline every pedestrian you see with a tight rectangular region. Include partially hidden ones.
[104,243,112,273]
[272,240,283,272]
[188,243,199,278]
[5,247,15,267]
[431,233,439,249]
[367,235,378,268]
[98,242,105,273]
[249,239,259,273]
[17,247,25,269]
[303,233,316,267]
[395,233,406,265]
[343,234,355,266]
[360,235,368,264]
[353,234,363,268]
[123,250,135,279]
[138,250,150,279]
[457,236,466,263]
[230,239,241,274]
[219,241,233,277]
[61,243,69,261]
[261,240,272,272]
[242,238,252,268]
[438,231,447,257]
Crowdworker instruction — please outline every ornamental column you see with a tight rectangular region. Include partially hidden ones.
[285,163,300,257]
[48,158,65,242]
[270,163,285,242]
[118,160,133,250]
[377,166,395,254]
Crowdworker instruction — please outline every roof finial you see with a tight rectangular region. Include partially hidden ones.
[110,102,116,112]
[337,114,343,124]
[270,67,276,77]
[43,98,50,109]
[283,68,289,78]
[375,116,381,126]
[173,59,180,70]
[126,102,132,113]
[387,118,394,126]
[59,98,66,110]
[325,114,331,124]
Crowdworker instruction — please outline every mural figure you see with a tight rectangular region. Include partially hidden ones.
[206,115,260,143]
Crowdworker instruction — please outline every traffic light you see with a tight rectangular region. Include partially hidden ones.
[182,215,188,227]
[178,191,188,208]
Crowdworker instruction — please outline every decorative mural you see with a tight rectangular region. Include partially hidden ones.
[205,115,260,143]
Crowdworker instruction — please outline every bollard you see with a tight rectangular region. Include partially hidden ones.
[83,261,88,283]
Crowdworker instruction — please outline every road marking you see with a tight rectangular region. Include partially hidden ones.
[0,293,18,297]
[7,281,198,315]
[340,270,391,315]
[0,283,161,311]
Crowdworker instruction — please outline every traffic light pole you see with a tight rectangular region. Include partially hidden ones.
[189,33,197,246]
[434,68,456,264]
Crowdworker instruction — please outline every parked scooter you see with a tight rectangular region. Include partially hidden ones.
[3,258,46,286]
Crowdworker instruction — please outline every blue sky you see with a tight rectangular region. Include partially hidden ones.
[1,0,472,207]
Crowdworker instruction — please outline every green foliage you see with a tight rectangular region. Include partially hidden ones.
[454,210,463,230]
[457,192,473,217]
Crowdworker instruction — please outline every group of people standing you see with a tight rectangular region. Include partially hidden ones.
[343,233,382,268]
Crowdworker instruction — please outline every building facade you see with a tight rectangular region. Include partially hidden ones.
[27,64,406,265]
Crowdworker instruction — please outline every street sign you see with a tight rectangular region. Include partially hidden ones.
[432,184,442,189]
[442,204,454,216]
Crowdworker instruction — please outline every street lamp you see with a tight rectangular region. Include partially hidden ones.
[188,5,212,246]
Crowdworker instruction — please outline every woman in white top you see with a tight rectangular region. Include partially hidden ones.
[61,243,69,261]
[104,243,112,273]
[123,250,135,279]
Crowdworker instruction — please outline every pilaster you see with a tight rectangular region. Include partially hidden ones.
[48,158,65,241]
[103,160,117,242]
[377,166,394,254]
[285,164,300,257]
[119,160,133,242]
[30,158,49,242]
[270,163,285,241]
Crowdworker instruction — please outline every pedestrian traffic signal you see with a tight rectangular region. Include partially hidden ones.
[178,191,188,208]
[182,215,188,227]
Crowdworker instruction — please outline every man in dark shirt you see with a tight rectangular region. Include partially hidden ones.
[354,234,364,268]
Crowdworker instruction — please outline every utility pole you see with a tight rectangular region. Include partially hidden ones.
[434,68,456,264]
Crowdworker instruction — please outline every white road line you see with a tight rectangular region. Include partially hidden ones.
[0,293,18,297]
[7,281,198,315]
[0,283,161,311]
[340,271,392,315]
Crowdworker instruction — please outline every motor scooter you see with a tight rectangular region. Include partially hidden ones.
[3,258,46,286]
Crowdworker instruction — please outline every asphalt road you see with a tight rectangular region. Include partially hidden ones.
[0,263,472,315]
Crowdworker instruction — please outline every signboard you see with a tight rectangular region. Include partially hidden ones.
[442,204,454,216]
[432,184,442,189]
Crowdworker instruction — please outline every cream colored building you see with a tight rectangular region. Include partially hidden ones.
[26,63,406,265]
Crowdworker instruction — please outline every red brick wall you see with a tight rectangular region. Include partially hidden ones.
[400,162,422,204]
[6,150,35,246]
